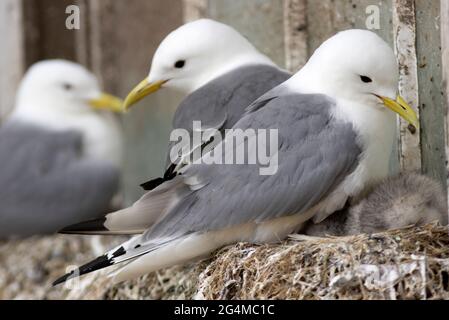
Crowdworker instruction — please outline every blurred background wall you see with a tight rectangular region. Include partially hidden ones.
[0,0,448,205]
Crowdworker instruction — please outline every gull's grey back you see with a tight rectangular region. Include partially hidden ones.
[166,64,290,165]
[0,120,120,238]
[173,64,291,131]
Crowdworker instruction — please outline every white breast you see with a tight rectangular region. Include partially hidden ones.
[12,109,123,167]
[334,98,397,194]
[75,112,123,167]
[309,99,397,223]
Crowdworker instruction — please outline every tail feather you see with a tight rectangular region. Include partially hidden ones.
[59,215,145,235]
[52,254,114,286]
[108,231,226,283]
[54,228,234,285]
[59,217,114,235]
[52,236,137,286]
[52,235,173,286]
[57,177,186,235]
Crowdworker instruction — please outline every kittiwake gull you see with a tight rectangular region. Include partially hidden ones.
[0,60,124,238]
[53,29,418,285]
[61,19,290,235]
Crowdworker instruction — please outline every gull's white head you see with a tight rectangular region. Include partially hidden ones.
[12,60,123,123]
[124,19,274,109]
[10,60,124,164]
[291,29,418,129]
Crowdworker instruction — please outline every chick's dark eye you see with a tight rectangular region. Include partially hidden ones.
[63,83,73,90]
[360,75,372,83]
[174,60,185,68]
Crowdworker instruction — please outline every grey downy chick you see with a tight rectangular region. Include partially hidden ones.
[303,172,448,236]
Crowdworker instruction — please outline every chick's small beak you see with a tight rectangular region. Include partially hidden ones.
[378,94,419,132]
[123,79,167,110]
[89,93,124,113]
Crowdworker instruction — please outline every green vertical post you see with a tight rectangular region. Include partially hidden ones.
[415,0,447,190]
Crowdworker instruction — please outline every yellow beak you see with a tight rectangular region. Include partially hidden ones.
[89,93,124,113]
[123,78,167,110]
[378,95,419,131]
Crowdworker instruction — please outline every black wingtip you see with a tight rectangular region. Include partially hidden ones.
[52,272,75,286]
[52,254,114,286]
[140,177,166,191]
[140,168,178,191]
[59,217,107,234]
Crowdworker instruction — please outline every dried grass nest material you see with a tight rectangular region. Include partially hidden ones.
[1,223,449,300]
[195,223,449,300]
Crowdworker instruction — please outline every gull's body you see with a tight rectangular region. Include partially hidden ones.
[0,60,123,237]
[54,30,418,285]
[303,172,448,236]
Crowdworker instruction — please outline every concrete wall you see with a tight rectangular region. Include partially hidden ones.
[0,0,24,121]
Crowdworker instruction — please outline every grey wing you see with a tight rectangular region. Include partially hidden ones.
[141,65,290,191]
[170,65,291,163]
[143,93,362,241]
[171,64,291,135]
[0,121,119,237]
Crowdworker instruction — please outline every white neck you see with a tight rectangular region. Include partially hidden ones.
[283,63,327,95]
[338,99,398,196]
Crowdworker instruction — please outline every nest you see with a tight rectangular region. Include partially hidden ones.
[1,223,448,300]
[196,224,449,299]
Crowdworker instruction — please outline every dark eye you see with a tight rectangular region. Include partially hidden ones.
[360,75,372,83]
[63,83,73,90]
[174,60,185,68]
